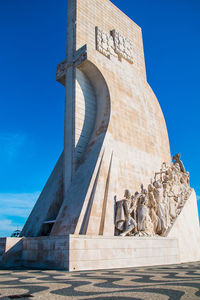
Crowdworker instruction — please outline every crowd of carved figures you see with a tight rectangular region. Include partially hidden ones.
[115,154,192,237]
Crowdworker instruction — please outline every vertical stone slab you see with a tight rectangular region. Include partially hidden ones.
[64,0,77,193]
[168,190,200,262]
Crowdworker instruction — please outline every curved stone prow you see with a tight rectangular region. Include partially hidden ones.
[21,59,112,238]
[51,60,112,236]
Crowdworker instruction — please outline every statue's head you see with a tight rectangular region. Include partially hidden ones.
[148,184,154,192]
[173,153,181,161]
[143,189,148,195]
[124,189,131,199]
[163,175,169,182]
[139,195,145,205]
[131,191,139,201]
[153,181,160,189]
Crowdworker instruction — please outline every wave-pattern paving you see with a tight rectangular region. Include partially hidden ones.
[0,262,199,299]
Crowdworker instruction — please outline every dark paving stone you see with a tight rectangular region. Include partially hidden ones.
[0,262,199,299]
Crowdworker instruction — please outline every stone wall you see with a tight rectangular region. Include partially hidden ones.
[76,0,171,196]
[0,238,22,267]
[22,236,69,270]
[69,235,179,271]
[168,189,200,262]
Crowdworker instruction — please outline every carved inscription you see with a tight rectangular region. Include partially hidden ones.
[96,27,133,64]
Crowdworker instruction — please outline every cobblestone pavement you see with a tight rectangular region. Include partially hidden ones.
[0,262,200,299]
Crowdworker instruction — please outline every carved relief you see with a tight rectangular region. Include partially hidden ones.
[96,27,117,59]
[115,154,192,237]
[96,27,133,64]
[56,45,87,82]
[115,189,137,237]
[111,30,133,63]
[56,60,68,81]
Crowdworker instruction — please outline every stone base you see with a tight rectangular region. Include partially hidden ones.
[23,236,69,269]
[1,233,200,271]
[0,236,69,270]
[0,237,22,267]
[1,190,199,271]
[0,235,180,271]
[69,235,180,271]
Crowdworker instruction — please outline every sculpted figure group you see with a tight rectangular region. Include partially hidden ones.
[115,154,192,237]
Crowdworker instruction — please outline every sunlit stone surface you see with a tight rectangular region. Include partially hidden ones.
[0,0,199,271]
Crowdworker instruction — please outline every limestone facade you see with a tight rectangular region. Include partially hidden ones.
[23,0,171,238]
[0,0,199,271]
[50,0,171,236]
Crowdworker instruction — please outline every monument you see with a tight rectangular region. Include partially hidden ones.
[0,0,200,271]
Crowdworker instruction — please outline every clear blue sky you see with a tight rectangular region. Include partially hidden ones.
[0,0,199,236]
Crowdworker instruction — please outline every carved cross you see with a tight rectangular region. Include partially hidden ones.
[56,45,87,85]
[56,0,87,199]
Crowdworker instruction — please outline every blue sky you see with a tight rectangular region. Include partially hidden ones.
[0,0,199,236]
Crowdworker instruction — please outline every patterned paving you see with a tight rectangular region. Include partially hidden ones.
[0,262,199,299]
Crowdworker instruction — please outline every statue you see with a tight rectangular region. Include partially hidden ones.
[172,153,186,173]
[115,154,192,237]
[115,189,137,236]
[153,181,167,235]
[162,178,171,229]
[131,192,140,221]
[136,191,154,236]
[148,184,158,232]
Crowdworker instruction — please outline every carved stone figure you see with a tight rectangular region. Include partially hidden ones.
[148,184,158,232]
[136,192,154,236]
[167,187,177,221]
[131,192,140,221]
[115,189,137,236]
[153,181,167,235]
[162,181,171,229]
[116,154,192,237]
[172,153,186,173]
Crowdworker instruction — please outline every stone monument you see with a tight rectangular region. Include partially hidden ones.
[0,0,200,271]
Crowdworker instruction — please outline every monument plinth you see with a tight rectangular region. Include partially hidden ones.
[1,0,199,271]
